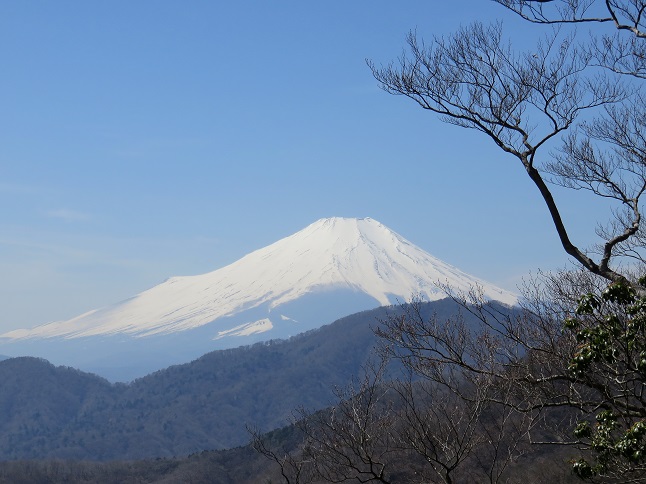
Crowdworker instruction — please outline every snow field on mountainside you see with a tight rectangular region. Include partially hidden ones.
[2,217,517,340]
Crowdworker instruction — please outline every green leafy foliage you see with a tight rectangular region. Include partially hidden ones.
[565,280,646,478]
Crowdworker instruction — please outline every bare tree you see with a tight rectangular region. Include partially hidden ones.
[375,269,646,481]
[547,98,646,265]
[249,425,315,484]
[366,2,646,477]
[491,1,646,278]
[293,361,399,483]
[255,355,537,484]
[389,374,534,484]
[368,21,637,285]
[255,3,646,481]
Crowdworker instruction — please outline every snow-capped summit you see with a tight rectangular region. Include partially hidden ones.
[3,217,515,341]
[0,217,517,380]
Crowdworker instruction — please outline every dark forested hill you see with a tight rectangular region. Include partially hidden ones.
[0,298,487,461]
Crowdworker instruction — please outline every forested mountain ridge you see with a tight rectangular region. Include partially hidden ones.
[0,299,476,461]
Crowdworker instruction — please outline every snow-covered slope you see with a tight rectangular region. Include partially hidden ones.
[2,217,516,344]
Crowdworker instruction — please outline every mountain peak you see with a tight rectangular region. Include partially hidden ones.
[303,216,381,231]
[2,217,517,343]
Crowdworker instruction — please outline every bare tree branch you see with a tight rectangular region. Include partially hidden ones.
[369,21,631,284]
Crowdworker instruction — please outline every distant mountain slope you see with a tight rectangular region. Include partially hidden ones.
[0,217,516,380]
[2,217,515,340]
[0,299,491,461]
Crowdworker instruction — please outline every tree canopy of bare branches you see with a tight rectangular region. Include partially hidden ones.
[368,6,646,475]
[368,18,644,286]
[495,0,646,78]
[254,2,646,482]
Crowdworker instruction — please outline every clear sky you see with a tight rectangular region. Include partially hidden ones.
[0,1,610,332]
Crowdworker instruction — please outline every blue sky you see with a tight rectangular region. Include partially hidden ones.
[0,1,609,331]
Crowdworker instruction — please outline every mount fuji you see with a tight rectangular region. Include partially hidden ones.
[0,217,516,380]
